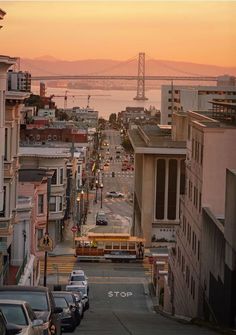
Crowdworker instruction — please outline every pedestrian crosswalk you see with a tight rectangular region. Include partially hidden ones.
[40,255,76,275]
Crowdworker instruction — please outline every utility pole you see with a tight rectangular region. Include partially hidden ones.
[43,171,53,287]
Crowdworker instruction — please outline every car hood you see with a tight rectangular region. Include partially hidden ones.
[34,310,50,322]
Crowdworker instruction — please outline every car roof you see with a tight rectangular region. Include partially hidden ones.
[0,299,28,305]
[0,285,49,292]
[71,270,85,274]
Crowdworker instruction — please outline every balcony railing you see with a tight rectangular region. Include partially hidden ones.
[15,254,28,284]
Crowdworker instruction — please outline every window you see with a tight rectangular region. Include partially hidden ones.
[49,196,56,212]
[0,186,6,217]
[38,194,44,214]
[4,128,8,161]
[181,255,185,273]
[191,276,195,299]
[168,159,177,220]
[192,139,195,159]
[60,168,63,184]
[155,159,166,220]
[197,240,200,261]
[51,169,57,185]
[199,192,202,212]
[37,229,44,241]
[58,196,63,211]
[186,266,190,288]
[180,160,185,195]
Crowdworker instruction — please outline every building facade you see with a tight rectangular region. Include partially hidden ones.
[167,110,236,321]
[161,84,236,125]
[128,125,186,247]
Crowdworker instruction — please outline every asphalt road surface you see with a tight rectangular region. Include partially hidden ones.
[66,261,215,335]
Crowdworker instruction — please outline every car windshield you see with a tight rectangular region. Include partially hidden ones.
[54,294,73,304]
[54,297,68,309]
[0,291,49,311]
[70,275,85,282]
[0,304,28,326]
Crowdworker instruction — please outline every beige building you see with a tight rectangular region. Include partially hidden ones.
[167,109,236,321]
[19,147,71,244]
[128,125,186,247]
[0,58,29,282]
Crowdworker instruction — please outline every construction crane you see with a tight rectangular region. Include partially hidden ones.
[50,91,110,109]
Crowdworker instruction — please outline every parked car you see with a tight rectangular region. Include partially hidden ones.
[0,308,22,335]
[0,286,62,335]
[52,296,76,332]
[0,300,44,335]
[106,191,124,198]
[96,211,108,226]
[52,291,83,325]
[65,285,89,311]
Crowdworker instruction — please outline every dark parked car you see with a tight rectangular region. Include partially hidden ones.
[0,308,22,335]
[52,291,82,325]
[0,300,44,335]
[96,211,108,226]
[53,296,76,332]
[0,286,62,335]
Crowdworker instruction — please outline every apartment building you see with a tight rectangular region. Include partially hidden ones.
[0,59,30,283]
[201,169,236,328]
[8,70,31,92]
[19,147,71,244]
[161,84,236,125]
[18,169,48,256]
[128,124,186,247]
[167,108,236,322]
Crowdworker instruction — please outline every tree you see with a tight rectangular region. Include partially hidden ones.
[121,136,133,153]
[109,113,117,124]
[25,94,45,109]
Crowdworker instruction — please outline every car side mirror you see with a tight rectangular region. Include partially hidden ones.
[6,323,22,335]
[54,307,63,314]
[32,319,44,328]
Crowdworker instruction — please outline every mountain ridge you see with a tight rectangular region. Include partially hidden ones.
[19,57,236,77]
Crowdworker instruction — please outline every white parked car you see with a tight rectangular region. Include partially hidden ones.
[0,300,44,335]
[68,270,88,289]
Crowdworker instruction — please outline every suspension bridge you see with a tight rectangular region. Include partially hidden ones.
[30,53,232,101]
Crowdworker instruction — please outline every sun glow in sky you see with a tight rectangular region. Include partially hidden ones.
[1,1,236,66]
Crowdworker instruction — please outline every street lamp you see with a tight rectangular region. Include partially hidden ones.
[76,194,81,235]
[100,183,103,209]
[95,180,98,203]
[81,190,84,224]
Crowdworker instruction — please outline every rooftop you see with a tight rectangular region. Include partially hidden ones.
[128,125,186,154]
[19,146,71,158]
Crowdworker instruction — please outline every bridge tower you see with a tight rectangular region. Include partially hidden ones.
[134,52,148,101]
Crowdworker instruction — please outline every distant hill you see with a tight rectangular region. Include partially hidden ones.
[20,57,236,77]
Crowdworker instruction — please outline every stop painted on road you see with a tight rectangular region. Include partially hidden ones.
[108,291,133,298]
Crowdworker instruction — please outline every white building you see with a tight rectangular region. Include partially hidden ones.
[7,70,31,92]
[161,84,236,125]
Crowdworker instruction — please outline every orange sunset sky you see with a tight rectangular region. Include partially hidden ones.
[1,1,236,67]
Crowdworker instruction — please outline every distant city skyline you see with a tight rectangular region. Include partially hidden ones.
[1,1,236,67]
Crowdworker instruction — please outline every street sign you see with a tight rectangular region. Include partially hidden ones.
[38,234,53,252]
[71,226,78,233]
